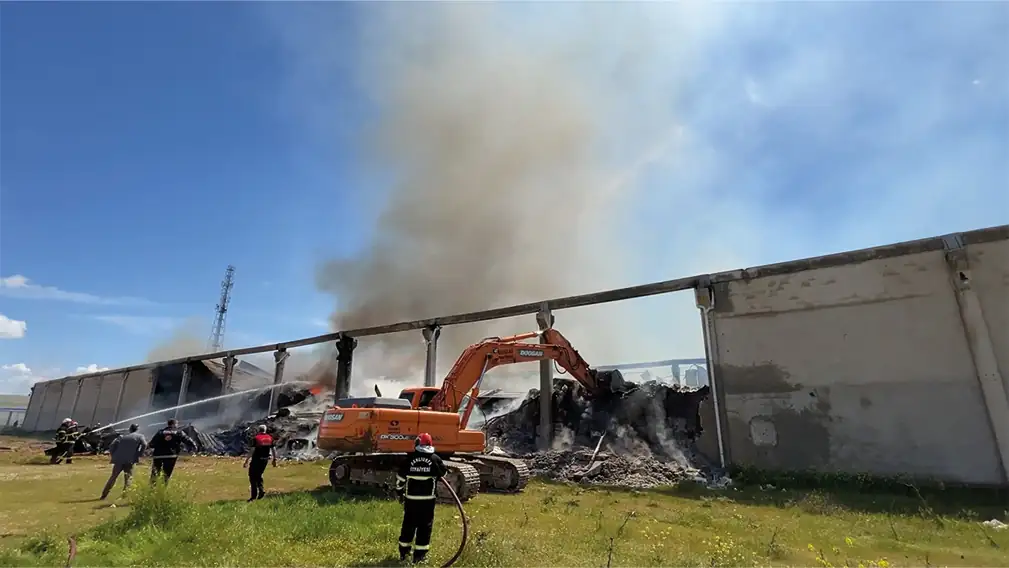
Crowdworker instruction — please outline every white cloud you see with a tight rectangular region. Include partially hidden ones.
[0,314,27,339]
[0,363,51,394]
[73,364,110,375]
[91,314,181,335]
[0,275,154,306]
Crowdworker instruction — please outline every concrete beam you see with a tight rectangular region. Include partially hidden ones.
[268,349,289,415]
[944,235,1009,483]
[536,304,555,451]
[422,326,442,388]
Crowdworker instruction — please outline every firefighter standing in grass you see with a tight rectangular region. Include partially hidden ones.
[242,425,277,501]
[50,418,79,464]
[396,433,447,564]
[148,419,196,484]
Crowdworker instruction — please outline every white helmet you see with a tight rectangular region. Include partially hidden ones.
[62,418,72,425]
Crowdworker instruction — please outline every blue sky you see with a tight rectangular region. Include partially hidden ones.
[1,2,1007,394]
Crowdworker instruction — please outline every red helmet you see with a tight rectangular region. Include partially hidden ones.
[415,433,434,452]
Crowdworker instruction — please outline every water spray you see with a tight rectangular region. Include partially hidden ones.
[93,383,291,433]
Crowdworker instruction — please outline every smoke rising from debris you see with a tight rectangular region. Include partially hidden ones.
[145,318,208,363]
[314,5,653,378]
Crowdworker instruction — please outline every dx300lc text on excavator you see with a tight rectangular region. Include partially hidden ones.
[316,327,626,503]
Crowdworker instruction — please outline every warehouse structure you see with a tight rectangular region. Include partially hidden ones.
[20,225,1009,486]
[22,358,274,432]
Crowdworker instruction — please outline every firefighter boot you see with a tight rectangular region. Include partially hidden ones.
[398,544,410,562]
[412,550,428,564]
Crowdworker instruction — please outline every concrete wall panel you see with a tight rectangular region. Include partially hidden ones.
[23,385,45,432]
[119,370,154,421]
[55,380,80,427]
[710,249,1003,484]
[36,381,65,431]
[75,376,104,425]
[92,374,126,425]
[969,239,1009,394]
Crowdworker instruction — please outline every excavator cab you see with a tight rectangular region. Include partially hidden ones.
[398,387,441,409]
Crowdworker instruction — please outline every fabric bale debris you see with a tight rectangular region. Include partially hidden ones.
[485,377,710,457]
[184,411,329,461]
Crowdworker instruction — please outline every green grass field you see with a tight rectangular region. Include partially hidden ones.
[0,436,1006,567]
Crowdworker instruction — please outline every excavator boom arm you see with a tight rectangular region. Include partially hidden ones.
[428,328,608,415]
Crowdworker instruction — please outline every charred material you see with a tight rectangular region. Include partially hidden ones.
[485,375,710,459]
[184,411,324,460]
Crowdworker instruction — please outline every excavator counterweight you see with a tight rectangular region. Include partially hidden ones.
[316,327,617,502]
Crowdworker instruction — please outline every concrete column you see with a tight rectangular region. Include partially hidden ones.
[944,235,1009,482]
[536,304,555,451]
[30,384,49,431]
[422,326,442,388]
[222,356,237,394]
[68,379,84,421]
[335,334,358,400]
[112,372,131,423]
[174,364,192,421]
[268,349,290,415]
[695,283,727,469]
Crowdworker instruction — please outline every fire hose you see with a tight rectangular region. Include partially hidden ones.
[439,478,469,568]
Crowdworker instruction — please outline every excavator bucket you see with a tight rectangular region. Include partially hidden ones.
[591,369,629,397]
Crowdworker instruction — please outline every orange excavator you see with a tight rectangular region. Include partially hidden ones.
[316,327,625,502]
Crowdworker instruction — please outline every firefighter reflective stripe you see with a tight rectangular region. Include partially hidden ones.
[399,541,412,548]
[414,544,430,551]
[405,475,437,499]
[395,474,406,490]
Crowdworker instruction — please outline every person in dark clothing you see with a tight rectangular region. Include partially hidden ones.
[50,418,80,464]
[148,419,196,484]
[242,425,277,501]
[396,433,447,564]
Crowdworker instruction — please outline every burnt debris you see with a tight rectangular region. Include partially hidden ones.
[485,376,710,457]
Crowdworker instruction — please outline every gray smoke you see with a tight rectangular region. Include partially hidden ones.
[315,5,641,378]
[145,317,208,363]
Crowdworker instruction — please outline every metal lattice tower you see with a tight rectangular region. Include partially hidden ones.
[207,265,236,353]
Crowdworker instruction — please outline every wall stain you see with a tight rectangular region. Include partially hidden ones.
[718,363,800,395]
[728,400,832,471]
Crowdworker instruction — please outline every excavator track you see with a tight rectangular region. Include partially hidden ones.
[454,455,530,493]
[329,453,481,504]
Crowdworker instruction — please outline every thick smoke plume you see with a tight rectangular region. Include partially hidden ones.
[145,317,208,363]
[315,5,640,379]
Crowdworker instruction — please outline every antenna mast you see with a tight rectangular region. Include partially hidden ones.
[207,265,236,353]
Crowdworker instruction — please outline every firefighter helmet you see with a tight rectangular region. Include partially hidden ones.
[415,433,435,453]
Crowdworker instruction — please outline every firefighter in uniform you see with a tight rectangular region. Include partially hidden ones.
[149,419,196,484]
[50,418,80,464]
[395,433,447,564]
[50,419,74,464]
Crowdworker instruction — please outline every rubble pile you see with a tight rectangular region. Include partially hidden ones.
[524,448,707,488]
[185,407,330,461]
[484,375,715,487]
[485,375,710,457]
